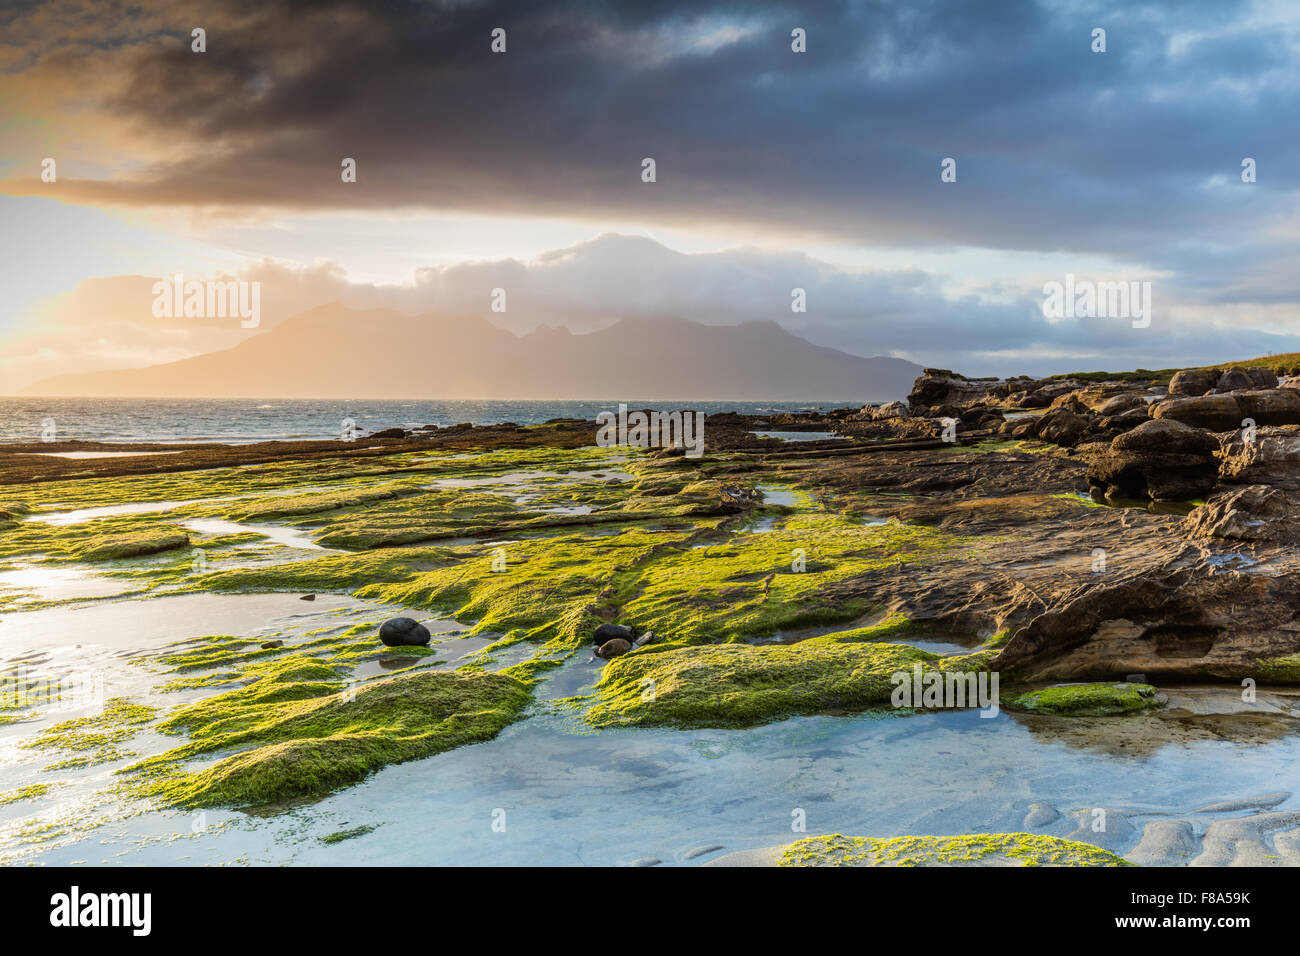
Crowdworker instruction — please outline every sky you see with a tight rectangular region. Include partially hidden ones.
[2,0,1300,393]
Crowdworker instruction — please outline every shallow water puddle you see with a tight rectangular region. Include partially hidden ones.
[0,592,366,654]
[26,451,186,460]
[758,484,801,508]
[751,430,841,442]
[0,590,417,861]
[183,517,330,551]
[15,664,1300,866]
[0,565,144,603]
[27,500,209,525]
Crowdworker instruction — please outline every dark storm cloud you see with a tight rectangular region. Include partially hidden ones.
[8,0,1297,270]
[5,0,1300,375]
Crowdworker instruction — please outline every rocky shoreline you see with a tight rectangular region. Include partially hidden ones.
[5,363,1300,865]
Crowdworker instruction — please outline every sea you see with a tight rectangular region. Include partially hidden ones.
[0,397,860,444]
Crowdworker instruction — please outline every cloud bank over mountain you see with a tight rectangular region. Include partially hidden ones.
[22,302,924,402]
[5,232,1294,394]
[3,0,1300,389]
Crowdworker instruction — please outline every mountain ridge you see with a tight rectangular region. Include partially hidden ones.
[21,303,923,402]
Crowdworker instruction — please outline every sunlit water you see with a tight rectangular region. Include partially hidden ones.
[2,582,1298,866]
[0,398,858,445]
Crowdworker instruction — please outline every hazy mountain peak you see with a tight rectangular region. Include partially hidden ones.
[23,306,921,401]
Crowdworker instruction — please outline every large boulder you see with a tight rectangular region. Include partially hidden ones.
[1032,407,1090,447]
[1150,394,1243,431]
[1086,419,1219,501]
[1154,389,1300,431]
[1168,368,1219,397]
[1247,366,1280,389]
[1214,366,1278,393]
[1236,389,1300,424]
[1096,393,1146,417]
[1213,367,1256,393]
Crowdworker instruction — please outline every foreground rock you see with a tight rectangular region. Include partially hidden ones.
[993,563,1300,681]
[379,617,431,646]
[1085,419,1219,501]
[1217,425,1300,488]
[1185,485,1300,544]
[1005,682,1163,717]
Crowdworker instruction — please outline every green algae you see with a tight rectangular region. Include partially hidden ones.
[227,482,426,521]
[321,824,378,844]
[587,635,939,729]
[0,783,53,806]
[22,699,157,770]
[616,514,977,645]
[0,515,192,564]
[43,750,134,771]
[1004,682,1162,717]
[130,668,532,807]
[71,528,191,561]
[1255,653,1300,682]
[24,699,157,755]
[586,613,1016,729]
[778,833,1132,867]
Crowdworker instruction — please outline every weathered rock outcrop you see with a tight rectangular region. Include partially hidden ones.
[1150,394,1242,431]
[1217,426,1300,489]
[1152,388,1300,431]
[907,369,1003,412]
[1085,419,1219,501]
[1031,407,1091,447]
[1215,366,1279,392]
[871,400,911,420]
[1185,485,1300,544]
[1096,393,1146,416]
[994,563,1300,681]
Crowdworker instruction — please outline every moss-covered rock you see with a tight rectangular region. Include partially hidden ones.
[1004,681,1162,716]
[588,631,942,728]
[130,669,532,807]
[227,482,426,521]
[71,527,190,561]
[779,833,1131,867]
